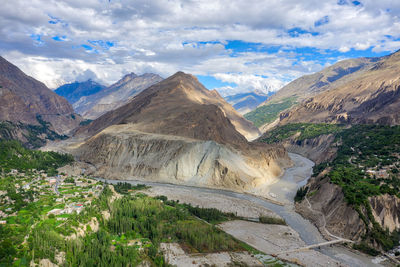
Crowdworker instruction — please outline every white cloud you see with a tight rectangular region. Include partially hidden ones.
[0,0,399,91]
[213,73,286,96]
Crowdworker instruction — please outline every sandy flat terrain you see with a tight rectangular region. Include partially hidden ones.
[160,243,264,267]
[219,220,347,267]
[142,185,280,219]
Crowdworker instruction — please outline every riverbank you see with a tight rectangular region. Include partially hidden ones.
[96,153,382,267]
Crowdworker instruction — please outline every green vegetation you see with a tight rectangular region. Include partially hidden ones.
[0,140,73,175]
[154,195,238,224]
[352,243,380,256]
[310,125,400,250]
[64,177,74,183]
[79,119,93,126]
[244,97,297,127]
[182,204,236,224]
[113,182,150,194]
[0,143,297,266]
[0,120,67,149]
[294,186,308,202]
[259,216,286,225]
[323,125,400,204]
[260,123,345,143]
[107,194,241,254]
[262,123,400,251]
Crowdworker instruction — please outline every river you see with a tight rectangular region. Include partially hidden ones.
[98,153,383,267]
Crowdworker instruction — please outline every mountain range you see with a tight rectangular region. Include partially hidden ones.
[255,50,400,251]
[55,79,106,105]
[2,49,400,254]
[224,90,271,114]
[57,72,288,194]
[245,56,379,129]
[280,51,400,125]
[70,73,163,119]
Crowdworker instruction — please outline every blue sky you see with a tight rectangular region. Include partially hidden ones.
[1,0,399,94]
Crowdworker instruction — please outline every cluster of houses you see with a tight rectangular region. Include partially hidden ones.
[366,169,389,179]
[48,203,85,216]
[0,169,104,224]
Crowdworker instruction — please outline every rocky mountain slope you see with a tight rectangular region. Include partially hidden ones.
[77,72,260,141]
[74,73,163,119]
[55,79,106,105]
[0,56,81,138]
[224,90,270,114]
[57,72,289,195]
[245,57,378,128]
[280,51,400,125]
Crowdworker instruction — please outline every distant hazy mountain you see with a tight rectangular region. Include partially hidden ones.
[0,56,81,146]
[245,57,379,128]
[55,80,106,105]
[224,90,272,114]
[73,73,163,119]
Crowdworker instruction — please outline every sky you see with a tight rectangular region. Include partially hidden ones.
[1,0,399,96]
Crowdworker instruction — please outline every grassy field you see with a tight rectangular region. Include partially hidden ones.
[244,97,297,127]
[259,123,345,143]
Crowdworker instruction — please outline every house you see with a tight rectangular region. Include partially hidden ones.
[377,170,389,178]
[48,209,63,215]
[22,184,30,190]
[366,169,389,178]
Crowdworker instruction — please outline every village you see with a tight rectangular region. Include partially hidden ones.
[0,169,103,225]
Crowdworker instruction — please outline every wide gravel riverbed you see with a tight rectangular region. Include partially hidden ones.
[98,153,383,267]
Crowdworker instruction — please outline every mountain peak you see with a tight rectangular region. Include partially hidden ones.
[169,71,198,82]
[77,71,260,141]
[121,72,137,80]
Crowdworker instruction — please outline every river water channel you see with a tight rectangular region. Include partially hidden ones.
[98,153,382,267]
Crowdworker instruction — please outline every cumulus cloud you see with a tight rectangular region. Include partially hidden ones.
[74,69,99,83]
[0,0,399,92]
[213,73,286,96]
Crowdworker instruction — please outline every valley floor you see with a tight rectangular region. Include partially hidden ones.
[102,153,386,267]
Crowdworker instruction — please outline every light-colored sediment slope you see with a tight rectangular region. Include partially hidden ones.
[73,124,289,196]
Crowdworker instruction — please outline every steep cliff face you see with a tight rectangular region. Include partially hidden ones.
[369,194,400,232]
[291,124,400,249]
[74,124,289,195]
[74,73,163,119]
[296,176,366,241]
[0,56,81,136]
[279,134,337,164]
[297,177,400,245]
